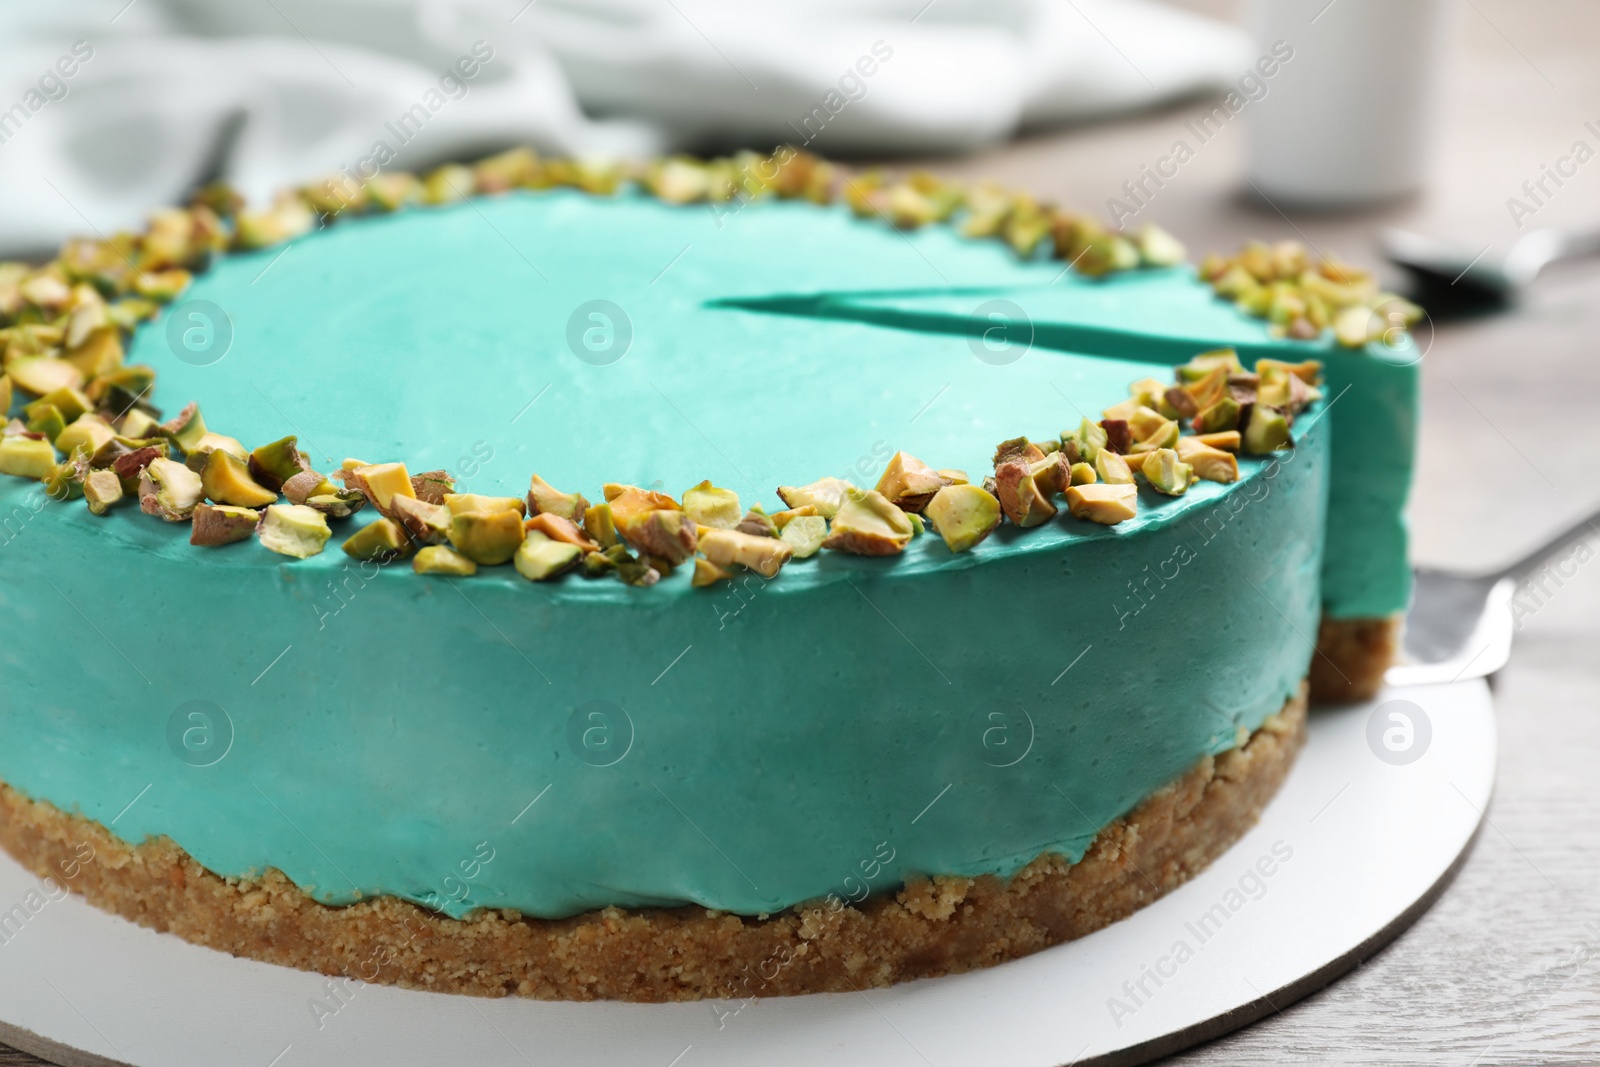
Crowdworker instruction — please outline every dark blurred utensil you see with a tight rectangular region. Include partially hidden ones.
[1388,505,1600,686]
[1382,225,1600,313]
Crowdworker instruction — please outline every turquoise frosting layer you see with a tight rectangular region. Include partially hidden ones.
[0,192,1337,919]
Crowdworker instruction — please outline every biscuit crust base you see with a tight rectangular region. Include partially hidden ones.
[1312,614,1401,704]
[0,686,1306,1003]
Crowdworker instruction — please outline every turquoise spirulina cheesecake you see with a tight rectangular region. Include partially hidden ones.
[0,149,1416,1001]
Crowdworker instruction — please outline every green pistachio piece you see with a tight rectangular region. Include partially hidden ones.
[1191,396,1241,434]
[691,556,734,587]
[346,461,416,514]
[1135,223,1186,268]
[189,502,259,546]
[234,198,314,250]
[924,483,1002,553]
[448,508,526,566]
[875,451,949,513]
[364,172,421,212]
[525,512,597,550]
[1176,349,1245,383]
[249,436,312,492]
[1140,449,1193,496]
[1243,404,1293,454]
[682,480,743,529]
[1176,435,1240,483]
[26,386,90,424]
[1095,449,1134,485]
[1028,452,1071,497]
[413,545,478,576]
[1066,483,1139,525]
[699,527,795,578]
[202,449,278,508]
[994,457,1057,528]
[391,495,450,544]
[422,164,475,205]
[139,457,204,521]
[44,447,89,501]
[1065,417,1107,465]
[444,492,527,518]
[7,357,83,397]
[646,157,712,204]
[993,436,1046,466]
[0,436,56,481]
[776,476,853,519]
[1128,377,1166,410]
[257,503,332,559]
[1333,305,1373,348]
[581,549,618,578]
[582,501,619,548]
[778,514,828,559]
[820,487,914,555]
[83,468,123,515]
[1127,407,1179,450]
[515,530,584,581]
[1069,462,1096,486]
[526,474,589,522]
[735,507,778,538]
[181,431,249,473]
[25,403,65,444]
[116,408,161,440]
[617,508,698,566]
[772,504,819,529]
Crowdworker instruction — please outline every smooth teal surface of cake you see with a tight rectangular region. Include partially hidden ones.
[0,191,1351,919]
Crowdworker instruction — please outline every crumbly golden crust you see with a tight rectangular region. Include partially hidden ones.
[0,686,1305,1003]
[1312,615,1401,704]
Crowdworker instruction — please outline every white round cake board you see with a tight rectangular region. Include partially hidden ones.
[0,679,1495,1067]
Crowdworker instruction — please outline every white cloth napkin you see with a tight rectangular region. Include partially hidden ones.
[0,0,1250,255]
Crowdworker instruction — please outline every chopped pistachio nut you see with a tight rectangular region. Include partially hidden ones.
[1194,430,1242,452]
[1176,348,1245,383]
[1140,449,1193,496]
[778,514,828,558]
[735,507,778,538]
[1135,223,1186,268]
[821,488,915,555]
[413,544,478,576]
[0,376,10,417]
[202,449,279,508]
[776,476,853,519]
[365,172,421,212]
[524,512,597,550]
[992,436,1046,466]
[117,408,161,440]
[617,508,698,566]
[27,386,90,424]
[25,404,64,443]
[190,503,259,546]
[1191,396,1241,434]
[1069,461,1096,486]
[992,458,1057,528]
[280,470,334,505]
[514,530,584,581]
[7,357,83,397]
[682,480,742,528]
[874,451,948,513]
[352,461,416,513]
[1066,483,1139,525]
[1128,377,1166,410]
[699,526,795,577]
[1242,404,1293,454]
[180,431,248,472]
[422,164,475,205]
[256,503,332,558]
[924,483,1002,553]
[1028,451,1071,497]
[139,457,204,521]
[410,469,456,504]
[692,556,735,588]
[771,504,819,529]
[1127,407,1179,451]
[1100,418,1132,455]
[526,474,589,521]
[1176,435,1241,483]
[1094,449,1134,485]
[341,517,414,561]
[444,492,527,518]
[1333,304,1373,348]
[582,501,619,548]
[1064,417,1108,465]
[109,445,164,490]
[44,447,89,500]
[1257,358,1324,385]
[84,469,123,515]
[448,508,526,566]
[249,436,312,491]
[391,495,450,544]
[581,549,619,579]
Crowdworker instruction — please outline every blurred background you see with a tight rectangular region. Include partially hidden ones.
[2,0,1596,1062]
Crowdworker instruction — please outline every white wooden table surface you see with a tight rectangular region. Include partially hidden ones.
[4,1,1596,1063]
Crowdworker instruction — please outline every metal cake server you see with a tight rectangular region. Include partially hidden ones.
[1387,505,1600,686]
[1382,224,1600,308]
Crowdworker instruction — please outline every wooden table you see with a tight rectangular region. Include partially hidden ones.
[5,1,1596,1063]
